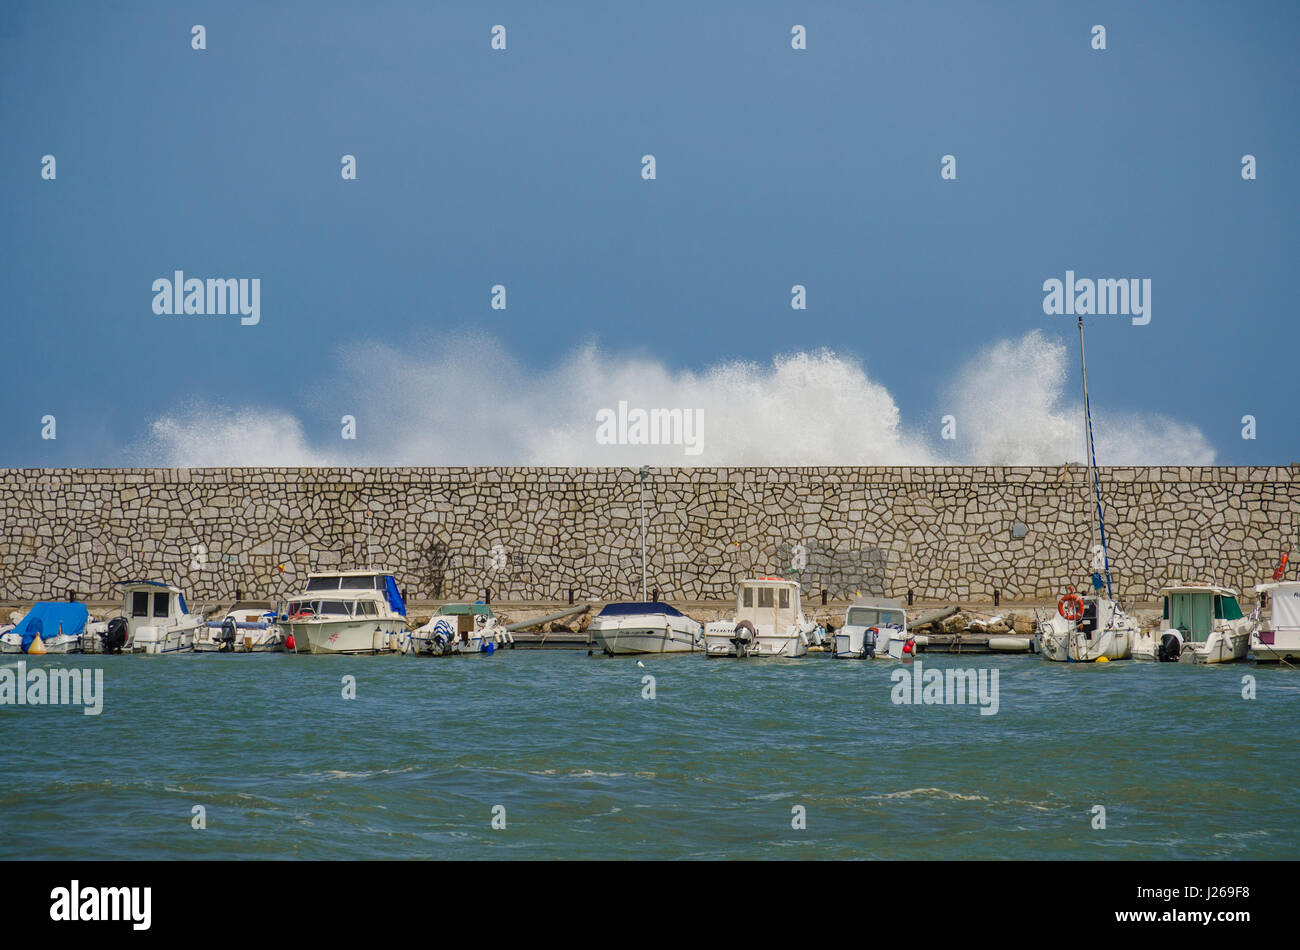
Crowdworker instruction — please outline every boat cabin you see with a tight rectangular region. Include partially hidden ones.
[1159,585,1243,643]
[297,570,407,617]
[119,580,193,631]
[736,577,802,629]
[845,597,906,630]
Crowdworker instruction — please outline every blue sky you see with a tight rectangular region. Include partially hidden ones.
[2,0,1297,466]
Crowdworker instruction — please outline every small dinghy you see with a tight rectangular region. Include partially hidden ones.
[0,602,88,655]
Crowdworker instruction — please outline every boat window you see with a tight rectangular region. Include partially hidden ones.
[1215,596,1244,621]
[779,589,790,609]
[848,607,905,627]
[153,592,171,617]
[742,588,753,607]
[355,601,378,617]
[758,588,774,608]
[318,600,351,616]
[131,591,150,617]
[341,575,379,589]
[306,576,341,591]
[1170,593,1213,642]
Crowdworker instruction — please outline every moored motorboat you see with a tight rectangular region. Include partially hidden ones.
[833,597,913,659]
[82,581,202,654]
[1251,580,1300,664]
[406,602,515,656]
[279,570,408,655]
[1133,584,1254,664]
[195,601,285,653]
[703,576,824,658]
[0,602,88,654]
[587,601,703,655]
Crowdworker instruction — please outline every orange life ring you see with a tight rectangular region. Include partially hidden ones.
[1058,592,1084,622]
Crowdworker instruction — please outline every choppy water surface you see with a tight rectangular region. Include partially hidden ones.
[1,651,1296,859]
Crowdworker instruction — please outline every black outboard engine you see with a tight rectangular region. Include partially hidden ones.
[730,620,758,658]
[220,617,238,652]
[1158,632,1182,662]
[103,617,129,654]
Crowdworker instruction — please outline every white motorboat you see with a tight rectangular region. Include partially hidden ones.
[1133,584,1254,664]
[703,576,824,658]
[407,603,515,656]
[1036,316,1135,663]
[195,601,285,653]
[82,581,202,654]
[1252,580,1300,664]
[833,597,913,659]
[587,601,703,655]
[279,570,409,655]
[0,602,88,654]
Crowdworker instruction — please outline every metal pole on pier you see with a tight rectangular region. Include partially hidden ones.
[639,466,648,602]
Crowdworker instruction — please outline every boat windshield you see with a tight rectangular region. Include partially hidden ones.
[847,606,905,628]
[288,599,353,617]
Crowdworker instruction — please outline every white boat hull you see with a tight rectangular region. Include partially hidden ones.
[590,617,702,655]
[288,618,406,655]
[703,625,809,658]
[0,634,82,654]
[1134,626,1252,664]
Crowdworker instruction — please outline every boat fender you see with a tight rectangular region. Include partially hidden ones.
[285,634,297,652]
[902,639,913,655]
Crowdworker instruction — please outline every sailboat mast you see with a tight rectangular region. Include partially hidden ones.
[1077,316,1114,599]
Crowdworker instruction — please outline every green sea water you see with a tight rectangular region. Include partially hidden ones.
[1,651,1296,860]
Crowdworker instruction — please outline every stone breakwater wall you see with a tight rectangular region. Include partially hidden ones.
[1,467,1295,605]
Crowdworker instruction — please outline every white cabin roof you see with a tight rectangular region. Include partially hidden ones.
[1159,584,1238,598]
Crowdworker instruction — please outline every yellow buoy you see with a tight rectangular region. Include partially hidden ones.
[1095,655,1110,663]
[27,636,46,655]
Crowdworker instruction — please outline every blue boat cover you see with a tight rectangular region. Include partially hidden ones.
[12,602,88,649]
[383,575,407,616]
[596,601,684,618]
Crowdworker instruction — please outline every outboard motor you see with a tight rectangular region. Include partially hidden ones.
[730,620,757,658]
[103,617,129,654]
[1158,631,1183,662]
[220,617,238,652]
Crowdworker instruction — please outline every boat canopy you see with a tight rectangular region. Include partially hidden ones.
[596,601,685,618]
[11,602,88,649]
[383,575,406,616]
[434,603,494,617]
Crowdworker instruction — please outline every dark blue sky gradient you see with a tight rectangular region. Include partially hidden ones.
[2,1,1297,465]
